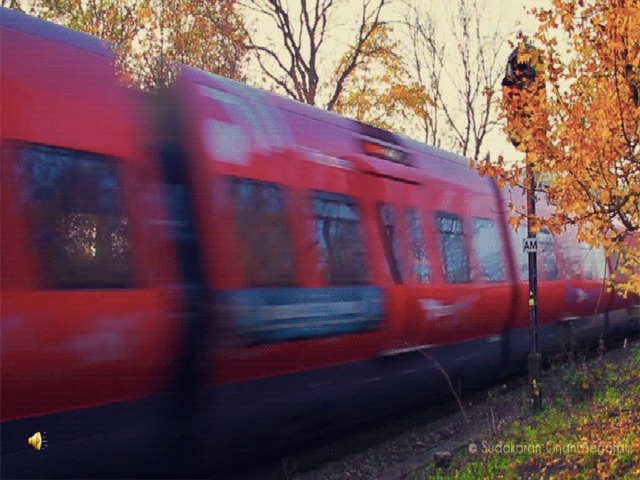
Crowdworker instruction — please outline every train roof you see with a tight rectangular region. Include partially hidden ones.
[180,64,487,191]
[0,7,111,56]
[2,7,492,194]
[1,7,142,160]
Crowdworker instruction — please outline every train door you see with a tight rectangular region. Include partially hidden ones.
[401,185,512,351]
[371,177,428,351]
[372,175,483,352]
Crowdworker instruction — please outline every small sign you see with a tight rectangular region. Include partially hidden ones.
[523,237,537,253]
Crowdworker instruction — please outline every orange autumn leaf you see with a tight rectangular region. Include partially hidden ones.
[476,0,640,297]
[332,23,433,137]
[24,0,249,90]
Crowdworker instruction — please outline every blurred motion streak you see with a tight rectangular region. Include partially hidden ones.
[1,7,639,479]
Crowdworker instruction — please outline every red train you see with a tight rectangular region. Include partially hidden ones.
[1,7,638,477]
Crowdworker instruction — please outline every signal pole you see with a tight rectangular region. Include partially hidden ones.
[502,44,543,412]
[526,160,542,412]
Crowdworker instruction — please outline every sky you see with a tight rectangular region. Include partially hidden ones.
[11,0,549,161]
[245,0,551,161]
[411,0,548,161]
[469,0,550,161]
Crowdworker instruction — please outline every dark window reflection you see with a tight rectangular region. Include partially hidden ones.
[437,212,470,283]
[17,144,133,288]
[230,177,295,287]
[312,192,368,285]
[379,203,403,283]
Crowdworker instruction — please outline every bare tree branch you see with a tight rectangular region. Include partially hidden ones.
[243,0,388,109]
[402,0,505,157]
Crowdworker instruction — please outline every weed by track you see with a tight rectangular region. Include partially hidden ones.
[408,340,640,480]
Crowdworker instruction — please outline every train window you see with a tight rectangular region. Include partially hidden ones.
[312,192,368,285]
[473,218,506,282]
[558,233,582,279]
[538,229,560,280]
[379,203,403,283]
[512,226,529,281]
[17,144,133,289]
[405,207,431,284]
[436,212,470,283]
[230,177,295,287]
[580,243,608,280]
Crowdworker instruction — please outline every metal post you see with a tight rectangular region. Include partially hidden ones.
[502,43,545,412]
[526,159,542,411]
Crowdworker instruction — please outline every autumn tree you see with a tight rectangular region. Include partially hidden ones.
[14,0,146,43]
[241,0,390,110]
[401,0,507,158]
[476,0,640,296]
[136,0,249,89]
[12,0,249,90]
[5,0,151,85]
[399,3,443,147]
[1,0,22,9]
[331,23,432,135]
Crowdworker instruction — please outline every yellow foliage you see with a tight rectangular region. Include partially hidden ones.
[29,0,249,89]
[332,23,433,137]
[477,0,640,296]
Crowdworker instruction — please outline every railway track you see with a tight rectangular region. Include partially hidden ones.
[222,376,527,479]
[227,336,639,480]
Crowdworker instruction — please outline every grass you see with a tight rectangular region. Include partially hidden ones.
[409,341,640,480]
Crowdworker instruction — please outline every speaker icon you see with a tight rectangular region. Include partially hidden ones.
[28,432,47,451]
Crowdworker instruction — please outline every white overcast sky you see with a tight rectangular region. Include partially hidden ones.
[410,0,548,161]
[468,0,549,161]
[244,0,550,160]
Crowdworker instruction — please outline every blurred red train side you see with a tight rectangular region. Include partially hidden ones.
[1,8,181,422]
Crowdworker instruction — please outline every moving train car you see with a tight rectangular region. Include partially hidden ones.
[1,7,638,477]
[1,8,186,476]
